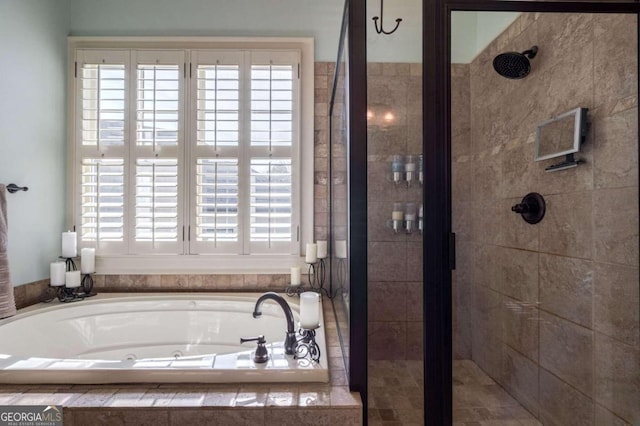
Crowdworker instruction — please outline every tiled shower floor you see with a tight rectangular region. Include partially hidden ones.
[368,360,542,425]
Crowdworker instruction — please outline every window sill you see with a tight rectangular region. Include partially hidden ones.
[95,254,307,275]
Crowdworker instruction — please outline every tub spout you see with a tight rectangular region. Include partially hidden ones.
[252,292,297,355]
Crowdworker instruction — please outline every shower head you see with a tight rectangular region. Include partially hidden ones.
[493,46,538,79]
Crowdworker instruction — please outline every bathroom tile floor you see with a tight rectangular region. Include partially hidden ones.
[368,360,542,426]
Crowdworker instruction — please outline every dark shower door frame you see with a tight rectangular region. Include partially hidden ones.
[422,1,640,425]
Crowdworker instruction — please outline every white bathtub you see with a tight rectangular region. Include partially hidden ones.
[0,293,328,384]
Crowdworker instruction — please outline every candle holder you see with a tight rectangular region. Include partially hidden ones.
[295,326,321,363]
[81,273,97,296]
[63,256,77,272]
[44,257,98,303]
[285,283,306,297]
[336,257,347,293]
[52,285,85,303]
[306,260,329,297]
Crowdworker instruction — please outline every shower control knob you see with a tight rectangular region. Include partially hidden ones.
[511,192,546,225]
[511,203,529,214]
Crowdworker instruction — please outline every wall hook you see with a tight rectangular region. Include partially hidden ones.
[372,0,402,35]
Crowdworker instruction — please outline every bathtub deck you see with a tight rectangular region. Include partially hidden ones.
[0,296,361,425]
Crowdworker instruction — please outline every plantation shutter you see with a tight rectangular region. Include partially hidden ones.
[74,46,302,258]
[75,50,129,253]
[247,51,300,254]
[189,51,243,253]
[130,50,185,254]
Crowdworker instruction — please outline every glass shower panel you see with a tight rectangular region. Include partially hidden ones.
[451,11,639,425]
[329,23,351,372]
[366,0,424,423]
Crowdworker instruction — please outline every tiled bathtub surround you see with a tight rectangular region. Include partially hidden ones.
[13,274,296,308]
[0,295,362,425]
[452,13,640,425]
[367,63,424,361]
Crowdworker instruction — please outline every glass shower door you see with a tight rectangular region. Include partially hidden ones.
[450,10,639,425]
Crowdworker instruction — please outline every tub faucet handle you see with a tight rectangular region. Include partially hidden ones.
[240,335,269,363]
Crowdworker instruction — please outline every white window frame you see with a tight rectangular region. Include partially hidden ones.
[67,37,314,274]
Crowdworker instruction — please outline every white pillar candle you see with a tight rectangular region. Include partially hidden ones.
[336,240,347,259]
[300,292,320,329]
[50,261,66,287]
[316,240,328,259]
[305,243,318,263]
[62,231,77,258]
[290,266,302,286]
[81,248,96,274]
[65,271,81,288]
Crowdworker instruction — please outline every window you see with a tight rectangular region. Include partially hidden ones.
[70,39,313,271]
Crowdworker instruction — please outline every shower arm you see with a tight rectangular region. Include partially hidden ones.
[522,46,538,59]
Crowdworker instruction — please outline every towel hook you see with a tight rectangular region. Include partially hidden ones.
[372,0,403,35]
[6,184,28,194]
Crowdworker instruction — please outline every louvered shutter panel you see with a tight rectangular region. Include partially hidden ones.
[195,159,239,244]
[247,51,300,254]
[131,51,185,254]
[76,50,129,253]
[189,51,243,253]
[80,159,125,244]
[249,158,293,244]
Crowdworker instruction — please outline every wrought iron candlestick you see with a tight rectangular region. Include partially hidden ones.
[306,259,329,297]
[286,282,306,297]
[81,273,95,295]
[44,257,97,303]
[295,326,321,363]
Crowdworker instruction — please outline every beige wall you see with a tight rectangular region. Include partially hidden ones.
[366,63,424,360]
[453,13,639,424]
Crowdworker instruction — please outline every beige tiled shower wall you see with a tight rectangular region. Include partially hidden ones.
[452,13,639,425]
[14,62,335,304]
[367,63,424,360]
